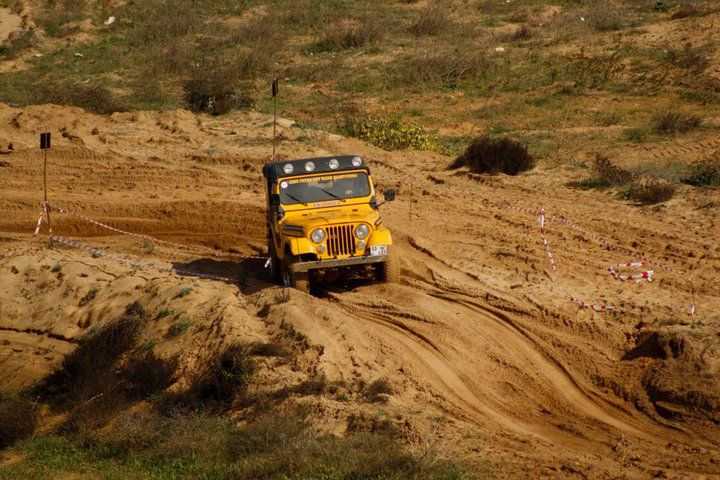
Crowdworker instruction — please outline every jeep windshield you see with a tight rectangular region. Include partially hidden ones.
[279,172,371,205]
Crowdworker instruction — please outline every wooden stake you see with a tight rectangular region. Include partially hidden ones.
[43,146,52,247]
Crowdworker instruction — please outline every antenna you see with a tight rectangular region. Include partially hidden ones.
[271,78,279,162]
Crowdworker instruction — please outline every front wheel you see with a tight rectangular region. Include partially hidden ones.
[281,256,310,293]
[377,255,400,284]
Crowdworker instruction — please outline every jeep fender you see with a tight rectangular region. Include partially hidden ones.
[367,228,392,247]
[285,237,315,256]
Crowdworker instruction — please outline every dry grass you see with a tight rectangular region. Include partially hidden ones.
[363,378,395,402]
[409,5,451,36]
[315,18,382,51]
[450,136,535,176]
[593,154,636,186]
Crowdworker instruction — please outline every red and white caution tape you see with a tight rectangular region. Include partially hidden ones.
[538,207,557,273]
[607,262,653,282]
[33,210,44,238]
[51,235,238,283]
[48,203,267,261]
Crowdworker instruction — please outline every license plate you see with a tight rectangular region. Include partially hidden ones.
[369,245,388,257]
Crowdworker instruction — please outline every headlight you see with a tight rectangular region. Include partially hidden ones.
[311,228,325,244]
[355,224,369,239]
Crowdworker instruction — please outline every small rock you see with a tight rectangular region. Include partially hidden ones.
[104,16,116,26]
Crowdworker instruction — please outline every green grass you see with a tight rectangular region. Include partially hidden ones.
[0,412,470,480]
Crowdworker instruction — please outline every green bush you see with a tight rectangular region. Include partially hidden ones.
[338,116,437,151]
[449,136,535,175]
[683,160,720,187]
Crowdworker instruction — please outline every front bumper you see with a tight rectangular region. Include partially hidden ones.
[289,255,388,273]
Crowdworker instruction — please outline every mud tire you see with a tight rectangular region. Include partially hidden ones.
[281,255,310,293]
[378,255,400,284]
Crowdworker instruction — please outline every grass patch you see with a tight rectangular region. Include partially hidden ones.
[0,410,466,479]
[166,318,193,337]
[363,378,395,403]
[449,136,535,175]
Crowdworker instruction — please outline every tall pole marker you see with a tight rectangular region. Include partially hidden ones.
[40,132,53,247]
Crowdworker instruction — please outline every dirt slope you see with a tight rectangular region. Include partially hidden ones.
[1,103,719,478]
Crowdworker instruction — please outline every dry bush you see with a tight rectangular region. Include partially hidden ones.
[683,159,720,187]
[654,112,702,134]
[671,2,704,19]
[586,2,624,32]
[125,351,178,398]
[512,25,532,41]
[622,180,677,204]
[409,5,450,36]
[188,342,255,406]
[27,80,128,114]
[183,50,254,115]
[0,396,37,449]
[592,154,636,186]
[315,18,382,51]
[363,378,395,402]
[391,50,490,89]
[449,136,535,175]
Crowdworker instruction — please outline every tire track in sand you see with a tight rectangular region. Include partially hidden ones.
[327,293,561,442]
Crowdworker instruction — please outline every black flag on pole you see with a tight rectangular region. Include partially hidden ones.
[272,79,279,98]
[40,132,51,150]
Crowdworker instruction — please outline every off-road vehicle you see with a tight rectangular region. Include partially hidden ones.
[263,155,397,292]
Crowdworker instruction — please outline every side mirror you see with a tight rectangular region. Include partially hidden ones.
[384,189,396,202]
[269,194,280,207]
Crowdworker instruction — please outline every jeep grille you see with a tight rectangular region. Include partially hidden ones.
[327,225,356,257]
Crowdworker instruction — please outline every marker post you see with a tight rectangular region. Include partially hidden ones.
[40,132,52,247]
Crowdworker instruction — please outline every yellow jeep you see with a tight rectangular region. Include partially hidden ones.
[263,155,397,292]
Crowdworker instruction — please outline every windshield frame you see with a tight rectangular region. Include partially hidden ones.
[275,170,374,208]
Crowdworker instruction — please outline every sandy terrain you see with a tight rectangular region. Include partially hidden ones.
[0,102,719,478]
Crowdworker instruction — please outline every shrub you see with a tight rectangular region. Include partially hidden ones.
[166,318,193,337]
[622,180,677,204]
[189,342,255,406]
[390,50,490,89]
[654,112,702,134]
[338,116,437,151]
[363,378,395,402]
[586,2,624,32]
[449,136,535,175]
[125,351,178,398]
[592,154,636,186]
[409,5,450,36]
[671,3,704,19]
[315,18,382,51]
[512,25,532,41]
[183,50,254,115]
[683,160,720,187]
[0,396,37,449]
